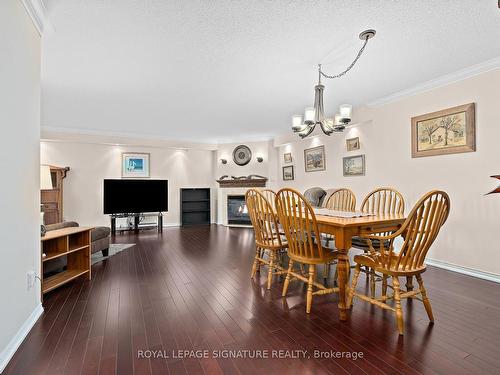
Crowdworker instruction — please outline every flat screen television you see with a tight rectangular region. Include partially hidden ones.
[103,179,168,214]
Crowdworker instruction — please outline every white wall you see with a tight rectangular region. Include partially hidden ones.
[276,68,500,277]
[216,140,279,189]
[40,142,217,227]
[0,0,42,372]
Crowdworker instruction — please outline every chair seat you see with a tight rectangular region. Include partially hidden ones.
[353,254,427,276]
[351,236,390,250]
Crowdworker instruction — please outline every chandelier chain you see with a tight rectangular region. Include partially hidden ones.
[319,36,370,80]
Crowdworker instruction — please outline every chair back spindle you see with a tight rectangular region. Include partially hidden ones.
[259,189,277,212]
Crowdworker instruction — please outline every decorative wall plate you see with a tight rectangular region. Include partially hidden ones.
[232,145,252,166]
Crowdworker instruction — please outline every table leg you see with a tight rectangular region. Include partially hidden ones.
[406,276,414,292]
[336,252,350,321]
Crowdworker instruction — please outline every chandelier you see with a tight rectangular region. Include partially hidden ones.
[292,29,376,138]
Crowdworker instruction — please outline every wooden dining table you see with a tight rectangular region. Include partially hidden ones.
[314,211,406,321]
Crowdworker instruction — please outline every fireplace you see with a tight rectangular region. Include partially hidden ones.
[227,195,251,226]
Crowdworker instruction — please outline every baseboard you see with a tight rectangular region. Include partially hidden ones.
[0,303,44,373]
[426,258,500,284]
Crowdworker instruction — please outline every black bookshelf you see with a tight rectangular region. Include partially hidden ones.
[180,188,211,226]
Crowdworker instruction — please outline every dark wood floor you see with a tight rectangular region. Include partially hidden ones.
[4,225,500,375]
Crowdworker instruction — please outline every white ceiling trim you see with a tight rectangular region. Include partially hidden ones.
[41,126,218,150]
[367,56,500,107]
[20,0,47,35]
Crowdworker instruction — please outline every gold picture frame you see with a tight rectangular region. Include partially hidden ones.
[411,103,475,158]
[346,137,360,151]
[304,145,326,173]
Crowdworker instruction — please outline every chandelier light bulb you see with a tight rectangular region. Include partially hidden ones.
[339,104,352,121]
[292,114,303,128]
[304,107,315,124]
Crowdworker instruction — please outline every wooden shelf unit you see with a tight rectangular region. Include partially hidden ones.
[41,227,93,297]
[180,188,211,226]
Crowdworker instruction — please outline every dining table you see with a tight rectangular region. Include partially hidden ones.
[313,209,406,321]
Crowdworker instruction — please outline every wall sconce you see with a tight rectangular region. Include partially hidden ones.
[256,156,264,163]
[221,158,227,164]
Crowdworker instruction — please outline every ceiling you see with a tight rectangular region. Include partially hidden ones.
[41,0,500,144]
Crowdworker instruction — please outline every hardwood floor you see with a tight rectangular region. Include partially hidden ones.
[4,225,500,374]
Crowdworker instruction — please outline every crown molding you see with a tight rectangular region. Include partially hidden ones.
[41,126,219,150]
[368,56,500,107]
[21,0,47,35]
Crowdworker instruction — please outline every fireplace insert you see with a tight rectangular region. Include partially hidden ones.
[227,195,251,226]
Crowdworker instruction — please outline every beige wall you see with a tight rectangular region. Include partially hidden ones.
[0,0,41,371]
[41,142,217,227]
[276,68,500,276]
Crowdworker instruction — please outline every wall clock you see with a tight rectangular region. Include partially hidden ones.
[232,145,252,166]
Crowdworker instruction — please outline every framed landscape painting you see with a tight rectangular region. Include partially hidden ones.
[304,145,326,172]
[343,154,365,176]
[282,166,294,181]
[411,103,475,158]
[283,152,293,163]
[122,152,150,178]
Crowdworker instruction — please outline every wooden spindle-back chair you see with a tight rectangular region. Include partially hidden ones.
[324,188,356,212]
[348,190,450,335]
[275,188,338,313]
[246,189,287,289]
[354,188,405,295]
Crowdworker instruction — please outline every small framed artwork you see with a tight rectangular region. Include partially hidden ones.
[122,152,150,178]
[411,103,475,158]
[343,154,365,176]
[283,152,293,163]
[282,166,294,181]
[346,137,360,151]
[304,145,326,173]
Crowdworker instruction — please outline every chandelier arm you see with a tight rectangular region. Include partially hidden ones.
[299,125,316,139]
[319,36,370,80]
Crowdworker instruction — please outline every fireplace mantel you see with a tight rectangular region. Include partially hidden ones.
[216,178,267,188]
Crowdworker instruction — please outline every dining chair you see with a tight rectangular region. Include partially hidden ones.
[352,187,405,296]
[324,188,357,211]
[347,190,450,335]
[275,188,339,313]
[322,188,357,279]
[246,189,287,289]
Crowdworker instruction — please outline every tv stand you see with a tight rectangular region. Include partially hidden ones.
[110,212,163,235]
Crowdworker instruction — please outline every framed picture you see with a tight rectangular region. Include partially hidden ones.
[343,154,365,176]
[304,145,326,172]
[122,152,150,178]
[283,152,293,163]
[346,137,360,151]
[282,166,294,181]
[411,103,475,158]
